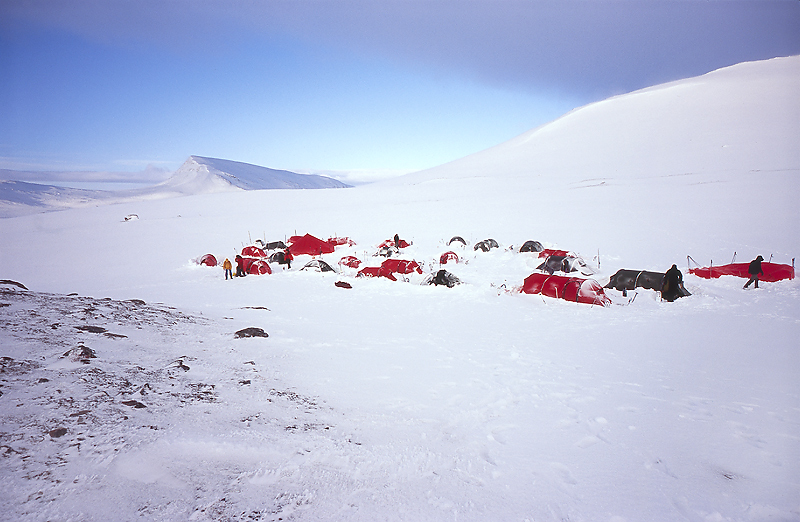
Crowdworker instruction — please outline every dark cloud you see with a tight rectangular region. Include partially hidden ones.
[4,0,800,98]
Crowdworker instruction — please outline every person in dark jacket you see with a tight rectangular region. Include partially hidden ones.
[744,255,764,289]
[662,264,684,301]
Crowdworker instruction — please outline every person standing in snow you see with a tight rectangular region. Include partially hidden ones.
[394,234,401,249]
[235,255,246,277]
[283,248,293,269]
[223,258,233,280]
[662,264,684,301]
[744,255,764,289]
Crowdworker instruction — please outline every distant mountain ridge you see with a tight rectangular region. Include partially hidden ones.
[0,156,351,217]
[162,156,351,193]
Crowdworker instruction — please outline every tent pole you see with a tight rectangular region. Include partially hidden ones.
[731,251,736,264]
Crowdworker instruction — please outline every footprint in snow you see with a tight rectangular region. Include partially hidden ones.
[550,462,577,486]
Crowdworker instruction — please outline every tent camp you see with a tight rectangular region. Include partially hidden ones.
[688,261,795,282]
[439,251,459,264]
[519,241,544,253]
[241,246,267,258]
[339,256,361,269]
[264,241,287,251]
[239,257,271,275]
[474,239,499,252]
[301,259,336,273]
[198,254,217,267]
[328,237,354,247]
[521,273,611,307]
[287,234,336,256]
[537,255,595,276]
[538,248,572,258]
[379,238,411,249]
[425,269,461,288]
[358,259,423,281]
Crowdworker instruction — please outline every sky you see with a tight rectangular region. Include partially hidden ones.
[1,0,799,184]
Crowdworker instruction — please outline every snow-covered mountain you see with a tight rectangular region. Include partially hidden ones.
[160,156,351,193]
[0,156,350,217]
[0,57,798,522]
[385,55,799,187]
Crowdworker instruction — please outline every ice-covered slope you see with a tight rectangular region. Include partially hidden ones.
[160,156,351,193]
[386,55,799,186]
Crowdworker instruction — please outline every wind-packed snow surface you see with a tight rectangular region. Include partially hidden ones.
[1,56,799,521]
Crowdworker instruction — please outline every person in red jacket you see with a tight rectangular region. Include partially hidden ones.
[743,255,764,289]
[235,255,246,277]
[283,248,293,269]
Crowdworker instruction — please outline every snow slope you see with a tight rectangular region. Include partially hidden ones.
[161,156,352,193]
[0,57,798,522]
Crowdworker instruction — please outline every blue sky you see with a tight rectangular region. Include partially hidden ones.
[1,1,799,182]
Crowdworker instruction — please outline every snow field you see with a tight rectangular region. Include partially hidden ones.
[1,56,799,520]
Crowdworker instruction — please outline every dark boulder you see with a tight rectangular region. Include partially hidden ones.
[235,327,269,339]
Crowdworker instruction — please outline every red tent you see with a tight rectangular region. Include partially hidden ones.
[379,238,412,249]
[382,259,423,275]
[689,262,794,282]
[538,249,572,258]
[198,254,217,267]
[288,234,336,256]
[358,259,423,281]
[242,258,271,275]
[521,273,611,307]
[340,255,361,268]
[328,237,355,247]
[440,251,459,264]
[241,246,267,258]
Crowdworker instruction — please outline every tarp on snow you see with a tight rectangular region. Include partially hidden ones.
[288,234,335,256]
[357,259,422,281]
[521,273,611,307]
[689,262,795,282]
[198,254,217,267]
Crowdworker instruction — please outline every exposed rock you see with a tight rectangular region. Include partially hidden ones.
[234,327,268,339]
[62,345,97,362]
[48,427,68,438]
[121,400,146,408]
[75,325,107,334]
[0,280,27,290]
